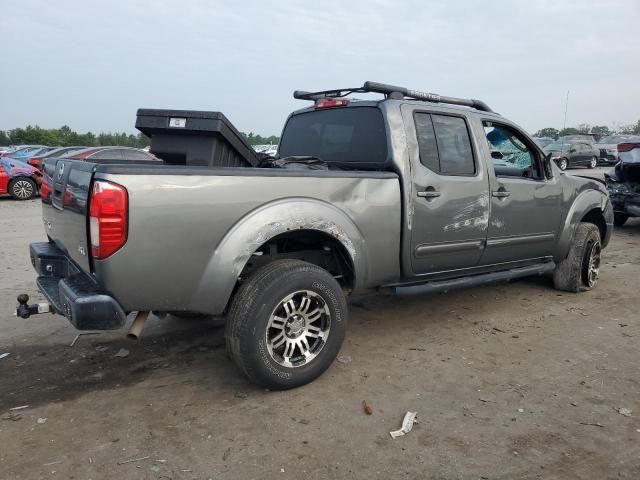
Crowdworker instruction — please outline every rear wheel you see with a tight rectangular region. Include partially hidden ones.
[557,158,568,171]
[553,223,602,292]
[614,213,629,227]
[588,156,597,169]
[225,259,347,389]
[9,177,37,200]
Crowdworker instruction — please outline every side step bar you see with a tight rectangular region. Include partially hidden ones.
[394,262,555,296]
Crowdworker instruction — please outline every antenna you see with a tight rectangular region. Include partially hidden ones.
[560,90,570,156]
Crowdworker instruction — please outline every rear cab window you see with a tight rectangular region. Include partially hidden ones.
[278,106,388,168]
[414,112,476,176]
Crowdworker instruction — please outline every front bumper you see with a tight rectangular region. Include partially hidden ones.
[30,242,127,330]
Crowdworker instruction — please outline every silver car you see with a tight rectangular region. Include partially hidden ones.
[597,135,640,165]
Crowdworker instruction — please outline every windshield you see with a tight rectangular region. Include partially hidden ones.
[278,106,388,167]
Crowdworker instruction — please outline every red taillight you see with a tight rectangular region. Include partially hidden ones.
[28,158,41,167]
[89,180,128,259]
[617,143,640,153]
[315,98,349,109]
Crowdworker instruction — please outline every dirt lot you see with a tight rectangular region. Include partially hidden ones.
[1,190,639,480]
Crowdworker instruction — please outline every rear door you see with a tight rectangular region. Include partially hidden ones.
[42,158,95,272]
[402,105,490,274]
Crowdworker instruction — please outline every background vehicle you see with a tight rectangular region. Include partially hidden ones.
[28,146,88,169]
[533,137,554,148]
[605,142,640,226]
[543,141,600,170]
[2,145,47,160]
[21,81,612,389]
[557,134,597,144]
[597,135,640,165]
[0,157,42,200]
[262,144,278,156]
[67,146,160,163]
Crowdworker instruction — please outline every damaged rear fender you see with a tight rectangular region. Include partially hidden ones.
[189,198,368,314]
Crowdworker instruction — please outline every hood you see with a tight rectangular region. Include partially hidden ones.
[0,158,39,177]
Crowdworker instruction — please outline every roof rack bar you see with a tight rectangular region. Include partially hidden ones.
[292,81,493,113]
[293,87,365,101]
[363,81,493,112]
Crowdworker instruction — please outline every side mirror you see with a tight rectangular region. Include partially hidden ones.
[569,148,577,153]
[543,153,554,179]
[491,151,504,160]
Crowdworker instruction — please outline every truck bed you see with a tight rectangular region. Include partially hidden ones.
[41,160,402,315]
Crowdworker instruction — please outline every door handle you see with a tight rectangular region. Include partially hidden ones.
[492,189,511,198]
[417,187,440,199]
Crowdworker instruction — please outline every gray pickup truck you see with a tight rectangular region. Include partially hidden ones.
[19,81,613,389]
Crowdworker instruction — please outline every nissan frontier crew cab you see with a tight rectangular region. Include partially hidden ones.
[18,81,613,389]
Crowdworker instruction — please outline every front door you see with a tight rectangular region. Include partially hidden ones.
[402,106,490,274]
[481,120,563,265]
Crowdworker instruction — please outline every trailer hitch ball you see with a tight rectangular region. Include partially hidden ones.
[17,294,31,319]
[16,294,52,319]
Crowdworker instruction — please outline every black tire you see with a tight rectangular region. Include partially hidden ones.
[9,177,37,200]
[588,156,597,169]
[614,213,629,227]
[553,223,602,293]
[225,259,347,390]
[557,158,568,171]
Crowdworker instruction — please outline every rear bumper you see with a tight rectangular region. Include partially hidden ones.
[30,242,127,330]
[610,194,640,217]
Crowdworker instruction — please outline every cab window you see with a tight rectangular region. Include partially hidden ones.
[484,122,540,179]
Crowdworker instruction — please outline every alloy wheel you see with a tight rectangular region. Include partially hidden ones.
[265,290,331,368]
[582,240,601,288]
[12,179,34,199]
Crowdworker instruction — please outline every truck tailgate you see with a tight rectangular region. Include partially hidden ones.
[41,158,95,272]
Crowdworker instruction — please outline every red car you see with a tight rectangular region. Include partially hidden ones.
[0,158,42,200]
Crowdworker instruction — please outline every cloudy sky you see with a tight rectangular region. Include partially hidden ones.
[2,0,639,136]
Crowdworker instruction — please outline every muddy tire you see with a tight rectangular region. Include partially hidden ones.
[9,177,37,200]
[614,213,629,227]
[553,223,602,293]
[225,259,347,390]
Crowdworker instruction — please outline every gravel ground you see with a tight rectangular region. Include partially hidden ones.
[1,196,639,480]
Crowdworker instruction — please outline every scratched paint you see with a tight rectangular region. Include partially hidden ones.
[443,193,490,232]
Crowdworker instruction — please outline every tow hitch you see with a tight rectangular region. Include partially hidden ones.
[16,294,54,319]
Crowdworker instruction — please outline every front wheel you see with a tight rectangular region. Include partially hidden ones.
[9,177,37,200]
[557,158,568,171]
[553,223,602,292]
[225,260,347,390]
[588,156,598,169]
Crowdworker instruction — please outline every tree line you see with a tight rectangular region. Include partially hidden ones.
[534,120,640,140]
[0,125,280,148]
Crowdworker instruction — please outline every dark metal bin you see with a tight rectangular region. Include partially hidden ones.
[135,109,258,167]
